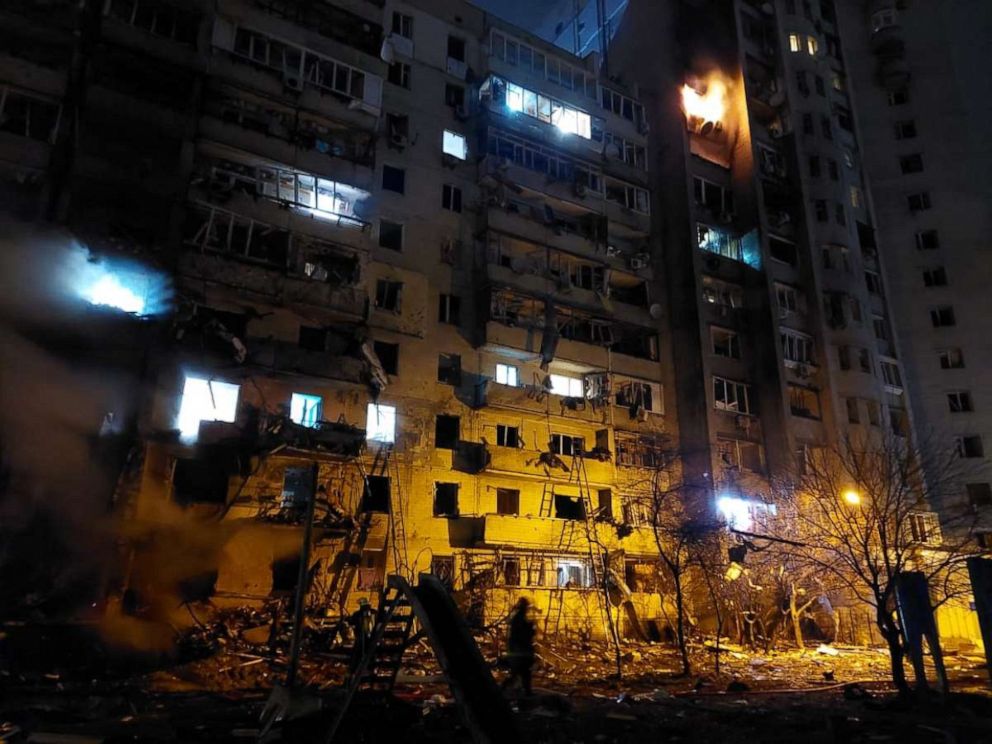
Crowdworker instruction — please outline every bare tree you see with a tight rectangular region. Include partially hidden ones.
[775,430,979,694]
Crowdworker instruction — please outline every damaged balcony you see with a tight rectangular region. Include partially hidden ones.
[474,379,606,424]
[484,232,655,326]
[484,288,661,369]
[199,81,376,188]
[483,444,614,486]
[180,202,366,319]
[209,16,384,121]
[188,146,372,241]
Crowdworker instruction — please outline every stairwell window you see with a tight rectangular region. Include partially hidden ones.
[923,267,948,287]
[788,384,821,419]
[908,192,931,212]
[930,305,956,328]
[713,376,751,414]
[880,360,903,388]
[938,348,965,369]
[956,436,985,459]
[712,327,741,359]
[366,403,396,443]
[387,61,410,88]
[438,294,461,324]
[948,391,974,413]
[441,184,462,212]
[382,165,406,193]
[900,154,924,174]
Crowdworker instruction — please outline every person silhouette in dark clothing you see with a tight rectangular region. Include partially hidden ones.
[502,597,536,695]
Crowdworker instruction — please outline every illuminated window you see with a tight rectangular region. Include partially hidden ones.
[290,393,322,428]
[177,377,240,439]
[495,363,518,386]
[442,129,467,159]
[789,34,802,52]
[717,496,775,530]
[492,77,591,139]
[807,36,818,55]
[549,374,584,397]
[366,403,396,443]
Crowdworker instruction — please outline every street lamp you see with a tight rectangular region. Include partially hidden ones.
[842,489,862,506]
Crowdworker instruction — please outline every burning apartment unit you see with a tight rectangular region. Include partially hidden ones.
[0,0,676,638]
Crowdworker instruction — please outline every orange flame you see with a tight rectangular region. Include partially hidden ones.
[681,77,728,125]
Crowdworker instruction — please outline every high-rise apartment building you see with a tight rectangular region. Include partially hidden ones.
[606,0,917,529]
[834,0,992,533]
[0,0,671,637]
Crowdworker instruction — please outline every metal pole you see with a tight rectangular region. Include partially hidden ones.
[285,463,320,687]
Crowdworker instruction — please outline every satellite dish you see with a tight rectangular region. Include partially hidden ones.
[649,303,664,319]
[380,39,395,64]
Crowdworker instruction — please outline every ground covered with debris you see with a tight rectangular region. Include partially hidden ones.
[3,615,992,742]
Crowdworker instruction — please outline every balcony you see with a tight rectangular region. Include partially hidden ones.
[483,513,595,551]
[246,338,367,383]
[481,153,595,213]
[177,251,366,320]
[476,380,605,423]
[870,25,905,58]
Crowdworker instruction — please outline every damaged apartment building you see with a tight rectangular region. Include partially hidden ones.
[0,0,674,637]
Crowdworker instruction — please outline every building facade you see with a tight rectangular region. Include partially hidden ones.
[0,0,674,638]
[834,0,992,534]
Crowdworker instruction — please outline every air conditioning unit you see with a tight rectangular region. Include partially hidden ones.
[283,71,304,92]
[628,254,649,270]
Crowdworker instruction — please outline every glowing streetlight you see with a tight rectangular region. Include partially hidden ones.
[842,489,862,506]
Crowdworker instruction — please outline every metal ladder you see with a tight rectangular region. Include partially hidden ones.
[325,583,416,741]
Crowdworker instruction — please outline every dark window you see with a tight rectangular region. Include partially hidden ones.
[814,75,825,96]
[835,203,846,226]
[895,120,917,139]
[916,229,940,250]
[502,557,521,586]
[930,306,956,327]
[948,391,974,413]
[551,433,584,456]
[888,88,910,106]
[496,487,520,515]
[769,236,798,264]
[923,267,947,287]
[172,456,229,504]
[373,340,399,375]
[391,11,413,38]
[379,219,403,251]
[271,555,301,593]
[821,115,832,139]
[802,113,814,135]
[597,488,612,518]
[445,83,465,108]
[957,436,985,459]
[908,192,931,211]
[437,353,461,385]
[387,62,410,88]
[281,466,313,509]
[496,424,519,447]
[382,165,406,193]
[967,483,992,509]
[374,279,402,311]
[386,112,409,143]
[362,475,390,512]
[438,293,461,324]
[442,183,462,212]
[836,107,853,131]
[900,154,924,174]
[827,158,839,180]
[447,35,466,62]
[298,325,327,351]
[434,482,459,516]
[814,200,828,222]
[809,155,821,177]
[938,348,965,369]
[431,555,455,588]
[435,414,460,448]
[554,494,585,520]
